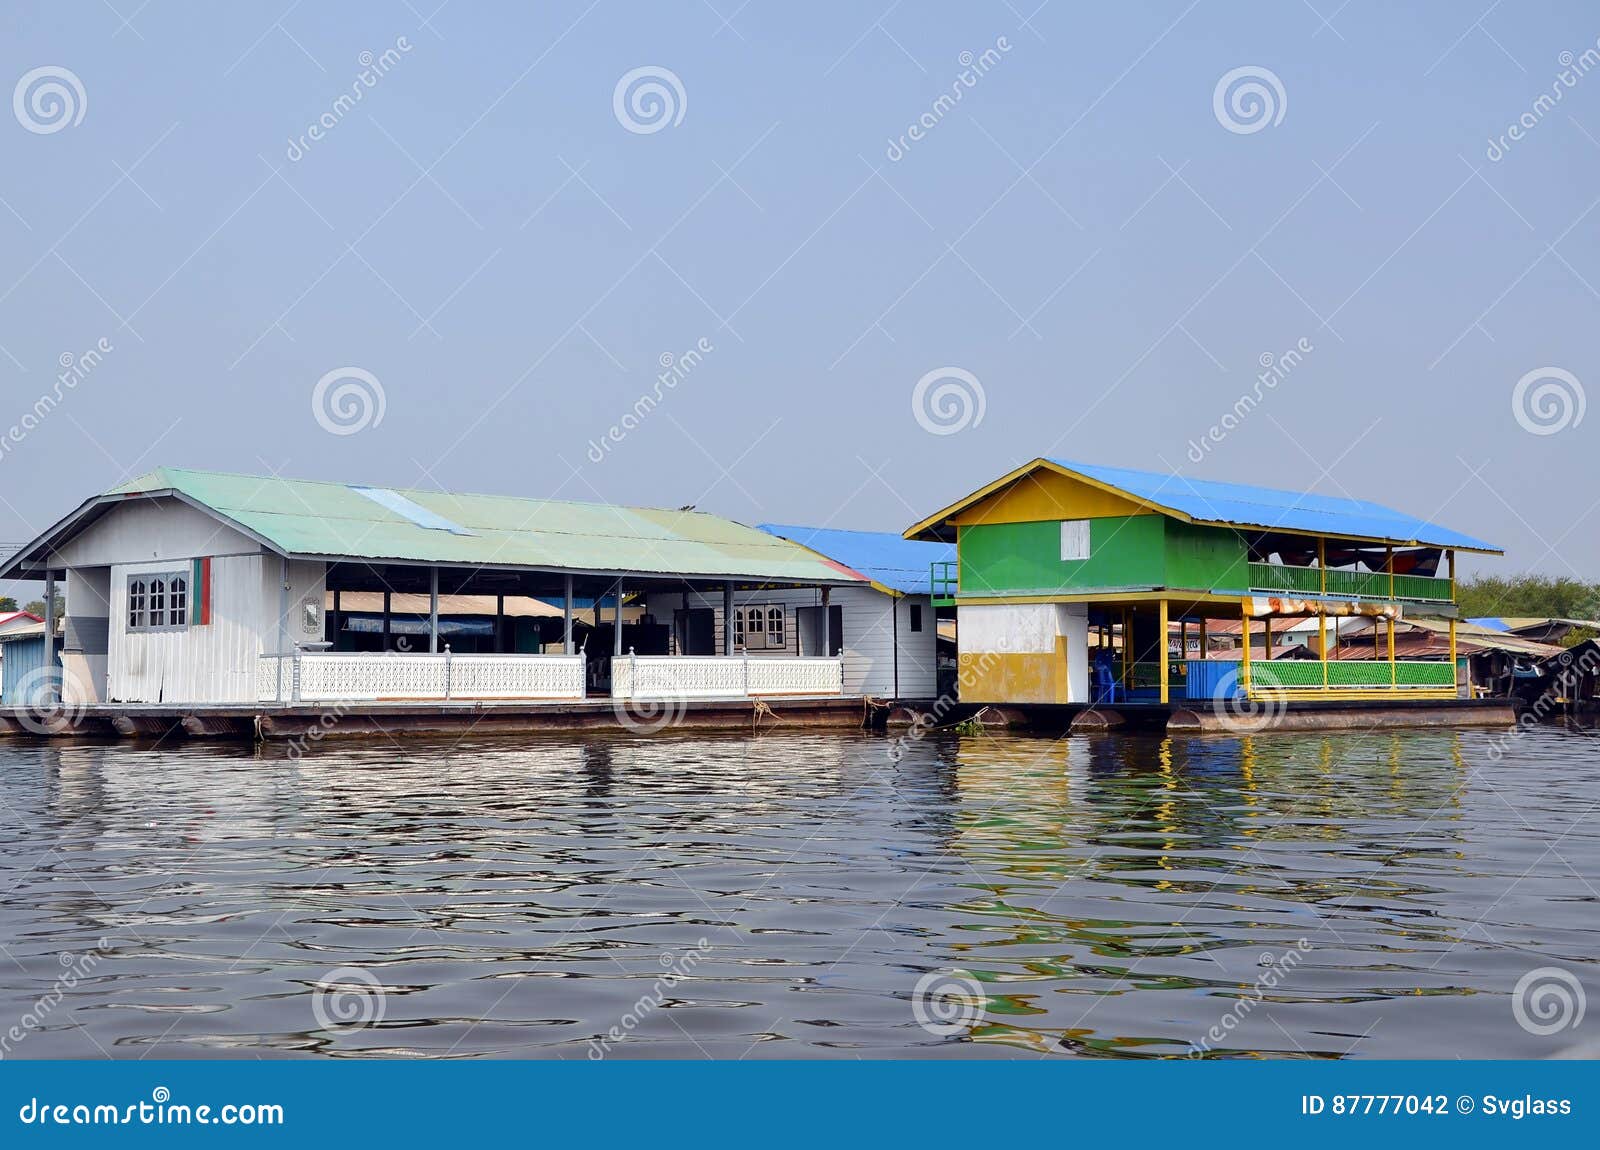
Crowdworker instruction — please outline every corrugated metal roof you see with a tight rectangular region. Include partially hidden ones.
[1046,458,1499,552]
[94,469,865,584]
[758,524,955,596]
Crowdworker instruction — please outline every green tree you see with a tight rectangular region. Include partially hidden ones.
[1456,574,1600,621]
[22,594,63,618]
[0,596,16,612]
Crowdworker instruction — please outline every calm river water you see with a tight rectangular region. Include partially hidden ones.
[0,725,1595,1059]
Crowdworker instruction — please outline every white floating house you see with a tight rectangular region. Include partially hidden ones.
[0,468,869,709]
[642,525,953,699]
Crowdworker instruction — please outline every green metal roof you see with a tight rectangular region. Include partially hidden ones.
[95,468,865,584]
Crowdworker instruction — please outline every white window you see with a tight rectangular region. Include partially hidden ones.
[734,604,785,650]
[127,571,189,632]
[1060,519,1091,561]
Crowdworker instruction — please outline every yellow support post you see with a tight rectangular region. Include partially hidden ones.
[1240,599,1251,694]
[1386,543,1394,601]
[1387,615,1396,687]
[1317,538,1328,691]
[1449,616,1458,697]
[1159,599,1170,704]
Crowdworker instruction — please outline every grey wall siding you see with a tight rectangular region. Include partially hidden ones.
[641,585,938,698]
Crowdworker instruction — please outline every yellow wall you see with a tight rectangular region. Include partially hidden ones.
[950,467,1151,526]
[959,638,1071,704]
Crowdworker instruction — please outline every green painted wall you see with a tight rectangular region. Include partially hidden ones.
[958,515,1248,595]
[1164,518,1248,591]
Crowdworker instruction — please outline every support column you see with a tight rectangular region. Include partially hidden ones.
[1158,598,1169,704]
[562,574,574,654]
[613,578,624,656]
[1263,616,1272,662]
[1386,543,1394,600]
[428,567,439,653]
[42,568,57,704]
[1387,614,1396,686]
[331,589,341,651]
[820,586,832,656]
[1198,617,1207,660]
[723,582,735,655]
[1448,616,1459,696]
[1239,599,1251,693]
[495,593,504,653]
[382,588,391,651]
[1318,608,1328,688]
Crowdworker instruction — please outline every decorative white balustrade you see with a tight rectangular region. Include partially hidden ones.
[611,655,844,701]
[258,652,586,703]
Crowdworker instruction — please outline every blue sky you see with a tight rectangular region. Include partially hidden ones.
[2,1,1597,595]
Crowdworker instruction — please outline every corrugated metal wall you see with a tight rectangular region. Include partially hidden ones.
[0,637,57,704]
[107,553,268,703]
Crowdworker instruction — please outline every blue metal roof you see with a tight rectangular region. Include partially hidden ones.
[1467,617,1511,631]
[758,524,955,596]
[1048,458,1501,553]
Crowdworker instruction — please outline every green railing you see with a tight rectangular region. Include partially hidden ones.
[1246,563,1452,603]
[930,560,958,604]
[1248,660,1454,690]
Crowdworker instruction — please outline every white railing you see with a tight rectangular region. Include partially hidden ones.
[258,651,586,703]
[611,654,844,701]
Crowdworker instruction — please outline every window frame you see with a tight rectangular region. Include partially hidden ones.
[733,603,785,651]
[1060,519,1092,562]
[126,570,190,632]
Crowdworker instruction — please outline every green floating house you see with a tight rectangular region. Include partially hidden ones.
[904,457,1501,707]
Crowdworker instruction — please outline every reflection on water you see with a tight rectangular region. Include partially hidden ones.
[0,725,1594,1059]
